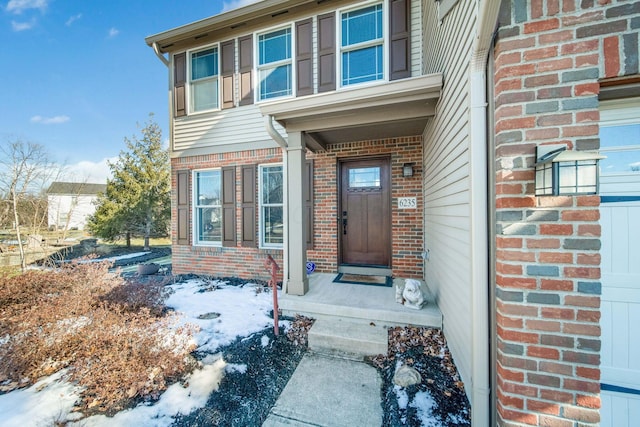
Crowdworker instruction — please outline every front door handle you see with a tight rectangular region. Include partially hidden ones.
[342,211,347,235]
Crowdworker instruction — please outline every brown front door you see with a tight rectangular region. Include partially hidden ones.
[339,157,391,267]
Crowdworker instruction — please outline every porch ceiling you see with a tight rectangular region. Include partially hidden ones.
[259,74,443,151]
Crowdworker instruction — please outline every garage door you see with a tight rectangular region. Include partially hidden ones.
[599,100,640,427]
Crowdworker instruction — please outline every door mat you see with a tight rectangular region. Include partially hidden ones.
[333,273,393,287]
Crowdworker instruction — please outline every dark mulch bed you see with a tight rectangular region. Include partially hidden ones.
[37,243,172,268]
[171,323,307,427]
[371,327,471,426]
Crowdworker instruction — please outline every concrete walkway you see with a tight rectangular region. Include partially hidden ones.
[263,353,382,427]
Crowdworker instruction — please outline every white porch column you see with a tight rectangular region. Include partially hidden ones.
[285,131,308,295]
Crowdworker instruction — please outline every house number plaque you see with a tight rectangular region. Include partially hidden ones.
[398,197,417,209]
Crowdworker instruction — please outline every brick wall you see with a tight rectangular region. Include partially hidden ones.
[308,136,424,278]
[492,0,640,425]
[170,135,424,281]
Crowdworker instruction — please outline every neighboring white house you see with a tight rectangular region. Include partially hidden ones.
[46,182,106,231]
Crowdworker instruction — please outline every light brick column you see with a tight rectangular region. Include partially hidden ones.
[490,0,627,425]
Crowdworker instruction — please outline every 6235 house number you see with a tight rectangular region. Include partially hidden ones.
[398,197,417,209]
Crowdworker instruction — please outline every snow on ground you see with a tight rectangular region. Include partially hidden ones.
[78,251,151,263]
[0,278,282,427]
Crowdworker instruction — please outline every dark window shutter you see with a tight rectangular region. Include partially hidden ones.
[222,166,236,247]
[317,12,336,93]
[176,170,190,245]
[304,160,314,249]
[389,0,410,80]
[241,165,256,247]
[221,40,235,109]
[296,18,313,96]
[239,35,254,105]
[174,52,187,117]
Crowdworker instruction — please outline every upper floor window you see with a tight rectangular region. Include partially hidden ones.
[190,46,219,112]
[258,27,292,101]
[340,3,384,86]
[194,169,222,245]
[259,164,284,247]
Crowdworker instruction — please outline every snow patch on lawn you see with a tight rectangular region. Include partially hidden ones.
[0,278,282,426]
[0,370,81,427]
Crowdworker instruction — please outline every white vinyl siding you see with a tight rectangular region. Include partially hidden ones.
[47,194,100,231]
[421,0,475,401]
[410,0,422,77]
[173,105,286,154]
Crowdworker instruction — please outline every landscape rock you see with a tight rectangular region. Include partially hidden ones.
[393,363,422,387]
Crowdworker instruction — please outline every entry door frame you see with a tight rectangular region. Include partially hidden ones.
[338,156,392,268]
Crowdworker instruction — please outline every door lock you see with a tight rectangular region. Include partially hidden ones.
[342,211,347,235]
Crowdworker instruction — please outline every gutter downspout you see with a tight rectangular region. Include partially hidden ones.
[152,42,170,67]
[264,115,289,294]
[470,1,500,426]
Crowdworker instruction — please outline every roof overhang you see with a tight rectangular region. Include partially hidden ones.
[259,74,443,150]
[145,0,318,52]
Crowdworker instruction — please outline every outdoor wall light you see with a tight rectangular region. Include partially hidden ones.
[403,163,414,177]
[535,145,606,196]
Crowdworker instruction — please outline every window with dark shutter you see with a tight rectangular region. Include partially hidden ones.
[317,13,336,93]
[296,18,313,96]
[221,40,235,109]
[238,35,254,105]
[389,0,410,80]
[304,160,314,249]
[241,165,256,247]
[222,166,236,247]
[174,52,187,117]
[176,170,190,245]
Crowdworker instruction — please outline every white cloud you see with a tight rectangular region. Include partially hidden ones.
[108,27,119,38]
[63,158,115,184]
[6,0,48,14]
[65,13,82,26]
[30,115,71,125]
[11,19,34,31]
[221,0,261,13]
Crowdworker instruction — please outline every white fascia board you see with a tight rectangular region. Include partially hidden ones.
[145,0,310,49]
[259,73,442,120]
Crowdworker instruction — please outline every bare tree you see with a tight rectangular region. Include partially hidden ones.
[0,139,61,271]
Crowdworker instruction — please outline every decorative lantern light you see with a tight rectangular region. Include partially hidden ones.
[535,145,606,196]
[403,163,414,177]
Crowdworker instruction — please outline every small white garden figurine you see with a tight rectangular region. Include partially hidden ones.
[397,278,425,310]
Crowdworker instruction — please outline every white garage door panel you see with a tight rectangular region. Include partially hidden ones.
[601,390,640,427]
[601,201,640,427]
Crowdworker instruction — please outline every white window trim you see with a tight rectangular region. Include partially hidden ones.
[258,163,284,249]
[192,169,223,247]
[255,24,296,103]
[187,43,221,115]
[337,0,388,89]
[600,97,640,177]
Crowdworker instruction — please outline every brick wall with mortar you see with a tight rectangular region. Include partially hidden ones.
[307,136,424,278]
[170,136,424,281]
[494,0,640,425]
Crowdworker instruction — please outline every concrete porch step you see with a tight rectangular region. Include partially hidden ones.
[308,318,388,360]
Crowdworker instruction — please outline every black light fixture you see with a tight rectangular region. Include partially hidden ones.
[403,163,414,177]
[535,145,605,196]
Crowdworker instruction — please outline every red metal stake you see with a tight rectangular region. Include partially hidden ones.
[264,255,280,336]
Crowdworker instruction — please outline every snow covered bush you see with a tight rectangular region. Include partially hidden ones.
[0,260,196,416]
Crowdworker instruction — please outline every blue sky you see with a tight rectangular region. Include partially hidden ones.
[1,0,255,183]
